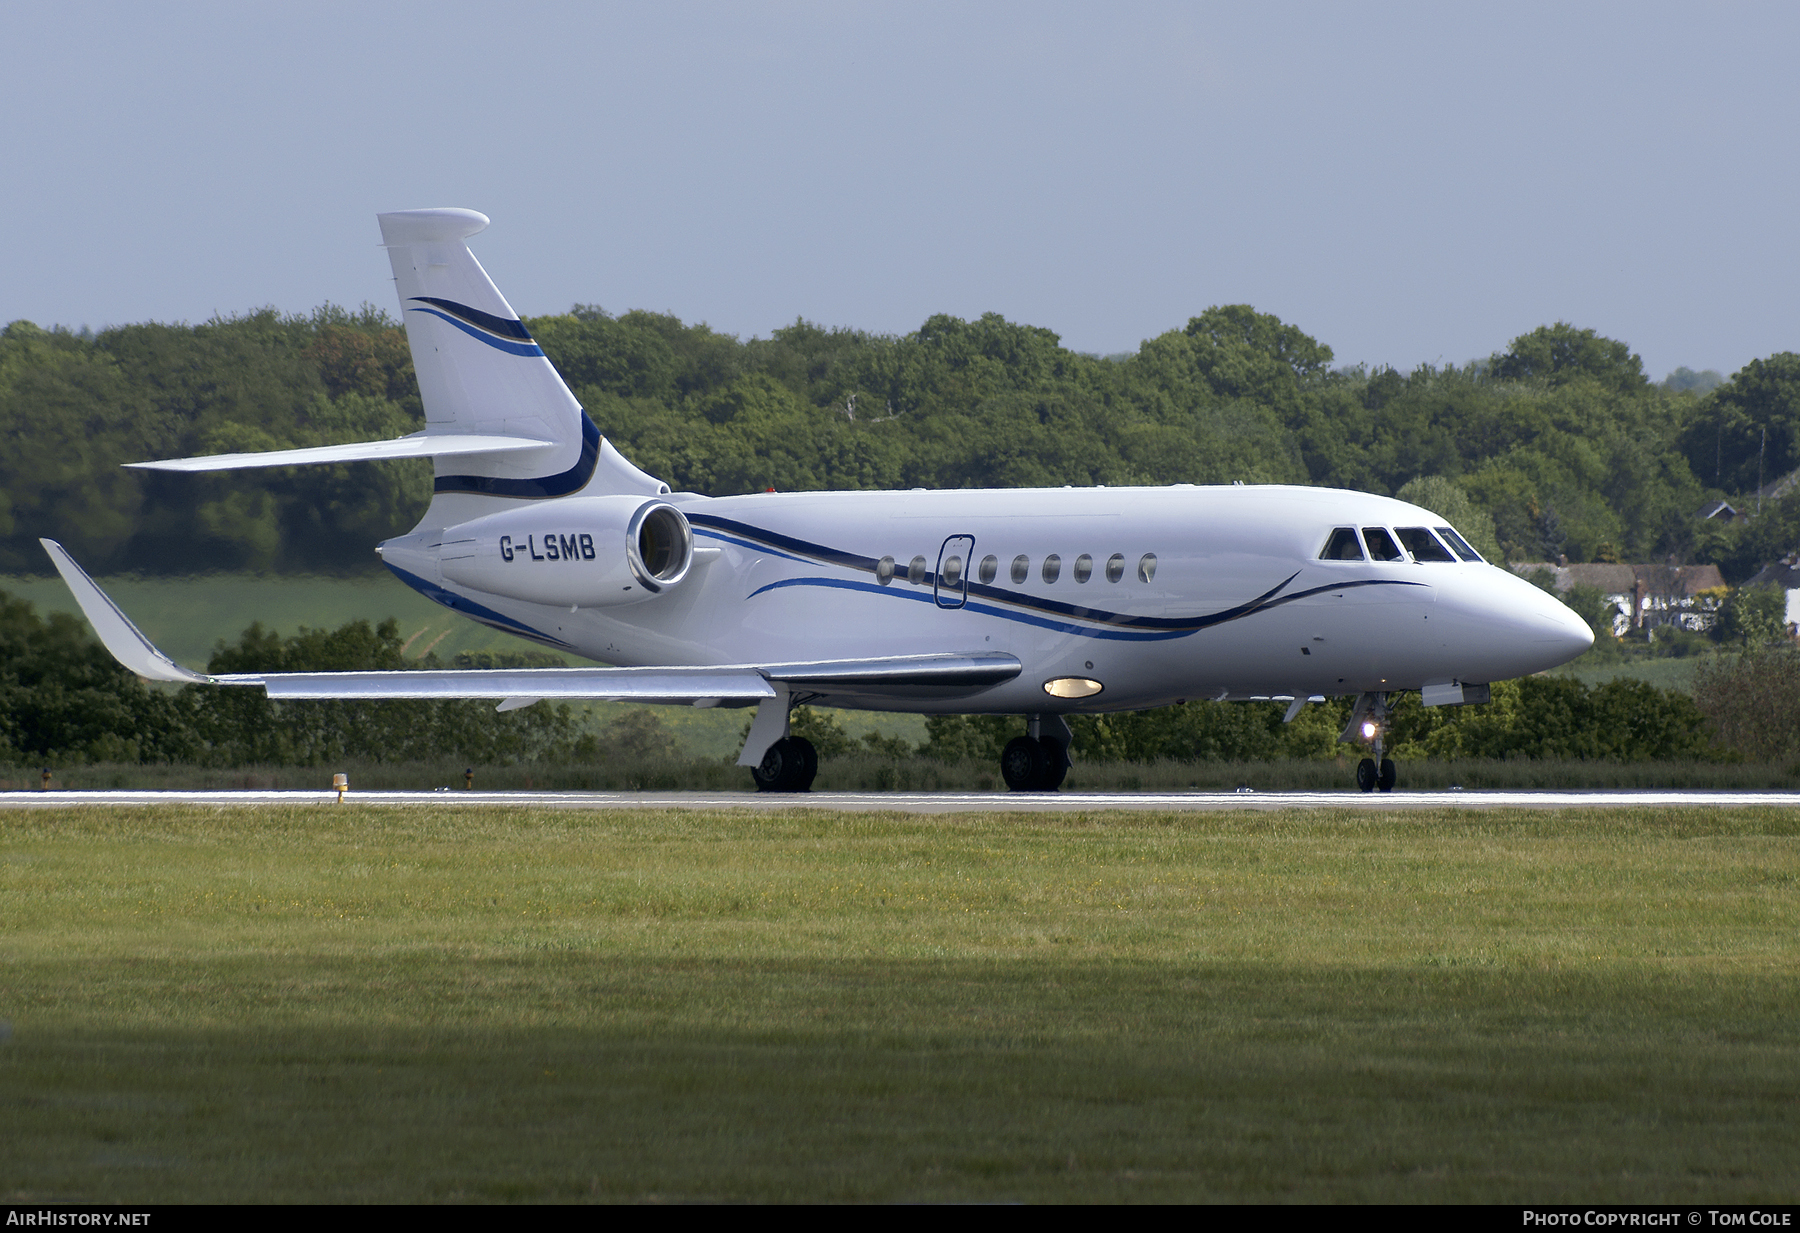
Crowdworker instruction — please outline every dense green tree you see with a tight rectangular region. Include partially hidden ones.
[0,297,1782,586]
[1490,323,1648,394]
[1678,352,1800,494]
[0,590,199,764]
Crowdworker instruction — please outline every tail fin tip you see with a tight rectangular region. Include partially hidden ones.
[377,208,490,247]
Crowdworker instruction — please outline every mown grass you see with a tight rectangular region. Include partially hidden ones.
[2,803,1798,1203]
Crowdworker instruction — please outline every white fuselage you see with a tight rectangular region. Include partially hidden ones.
[381,482,1593,715]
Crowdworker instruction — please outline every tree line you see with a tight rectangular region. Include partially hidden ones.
[10,585,1794,771]
[3,302,1797,581]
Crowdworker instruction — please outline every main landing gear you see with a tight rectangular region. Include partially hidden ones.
[1001,714,1072,792]
[752,735,818,793]
[1343,692,1397,793]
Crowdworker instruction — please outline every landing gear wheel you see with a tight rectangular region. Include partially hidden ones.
[1000,736,1049,791]
[1356,758,1377,793]
[752,736,817,793]
[1377,757,1396,793]
[1036,736,1068,790]
[792,736,819,791]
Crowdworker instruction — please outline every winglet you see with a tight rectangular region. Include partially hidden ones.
[38,540,215,684]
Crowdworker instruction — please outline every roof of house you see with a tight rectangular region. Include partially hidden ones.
[1757,466,1800,504]
[1745,560,1800,590]
[1511,562,1724,597]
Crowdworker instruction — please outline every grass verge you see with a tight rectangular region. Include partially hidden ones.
[2,803,1798,1202]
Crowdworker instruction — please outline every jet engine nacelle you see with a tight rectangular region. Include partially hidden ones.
[437,496,694,608]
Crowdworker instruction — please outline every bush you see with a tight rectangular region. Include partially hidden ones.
[187,619,582,765]
[1692,648,1800,761]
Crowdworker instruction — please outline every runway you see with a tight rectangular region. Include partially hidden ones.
[5,788,1800,812]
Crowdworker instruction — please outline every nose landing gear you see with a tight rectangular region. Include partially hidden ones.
[1342,692,1396,793]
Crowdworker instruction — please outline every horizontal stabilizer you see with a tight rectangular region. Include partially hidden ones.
[125,434,556,473]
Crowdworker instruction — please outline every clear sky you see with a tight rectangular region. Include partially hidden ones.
[3,1,1794,380]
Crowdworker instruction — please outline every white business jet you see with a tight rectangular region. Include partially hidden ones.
[42,209,1592,793]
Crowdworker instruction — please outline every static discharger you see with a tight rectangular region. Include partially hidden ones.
[333,772,348,803]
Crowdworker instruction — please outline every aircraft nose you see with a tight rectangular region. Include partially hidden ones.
[1519,580,1594,663]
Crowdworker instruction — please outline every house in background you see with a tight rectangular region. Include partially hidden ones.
[1743,556,1800,637]
[1696,498,1744,524]
[1510,561,1726,637]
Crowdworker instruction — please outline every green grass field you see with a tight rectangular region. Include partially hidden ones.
[3,803,1797,1203]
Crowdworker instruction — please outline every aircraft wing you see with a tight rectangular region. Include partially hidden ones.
[40,539,1019,706]
[123,433,555,473]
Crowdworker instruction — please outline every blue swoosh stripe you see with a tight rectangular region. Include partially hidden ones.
[692,527,812,564]
[745,576,1197,641]
[408,296,535,341]
[434,412,602,499]
[744,573,1423,639]
[694,512,1425,632]
[409,307,546,357]
[385,563,575,650]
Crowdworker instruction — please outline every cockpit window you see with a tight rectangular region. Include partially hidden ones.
[1319,527,1364,561]
[1436,526,1484,562]
[1363,527,1404,562]
[1396,527,1456,562]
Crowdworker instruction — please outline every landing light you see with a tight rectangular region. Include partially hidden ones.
[1361,720,1379,740]
[1044,677,1104,699]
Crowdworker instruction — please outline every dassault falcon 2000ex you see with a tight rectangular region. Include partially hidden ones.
[43,208,1593,793]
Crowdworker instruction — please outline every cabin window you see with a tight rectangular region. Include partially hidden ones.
[979,555,998,584]
[1011,555,1030,584]
[1042,553,1062,583]
[1138,553,1158,583]
[876,555,895,584]
[1319,527,1364,560]
[908,555,928,584]
[1073,554,1094,583]
[1363,527,1404,562]
[1436,526,1484,562]
[941,555,963,586]
[1105,553,1125,583]
[1396,527,1456,562]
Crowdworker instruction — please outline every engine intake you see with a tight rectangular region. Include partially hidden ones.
[437,496,695,608]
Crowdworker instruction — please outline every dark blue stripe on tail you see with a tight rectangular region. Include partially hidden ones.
[408,296,536,340]
[432,412,602,499]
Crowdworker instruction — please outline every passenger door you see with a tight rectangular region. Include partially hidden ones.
[935,535,975,609]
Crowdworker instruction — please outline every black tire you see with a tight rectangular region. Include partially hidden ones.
[1377,757,1397,793]
[791,736,819,792]
[752,737,805,793]
[1000,736,1048,791]
[1356,757,1377,793]
[1036,736,1068,791]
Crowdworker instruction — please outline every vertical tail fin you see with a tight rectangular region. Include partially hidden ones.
[378,209,664,529]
